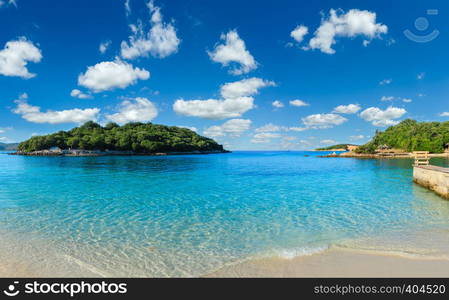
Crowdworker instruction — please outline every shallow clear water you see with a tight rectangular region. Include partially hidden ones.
[1,151,449,277]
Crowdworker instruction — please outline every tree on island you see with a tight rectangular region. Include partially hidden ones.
[18,121,225,153]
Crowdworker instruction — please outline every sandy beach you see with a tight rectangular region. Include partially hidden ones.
[206,247,449,278]
[2,245,449,278]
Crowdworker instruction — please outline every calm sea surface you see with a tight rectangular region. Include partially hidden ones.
[1,151,449,277]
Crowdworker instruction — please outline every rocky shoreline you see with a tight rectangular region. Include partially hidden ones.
[9,149,231,157]
[319,151,449,159]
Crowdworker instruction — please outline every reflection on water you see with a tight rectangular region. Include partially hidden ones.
[0,151,449,276]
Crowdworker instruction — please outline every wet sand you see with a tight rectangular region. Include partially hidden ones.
[206,247,449,278]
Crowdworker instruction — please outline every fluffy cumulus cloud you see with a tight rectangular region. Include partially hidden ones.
[203,119,251,138]
[0,37,42,78]
[220,77,275,99]
[290,25,309,43]
[99,40,111,54]
[289,99,309,107]
[12,94,100,124]
[359,106,406,127]
[208,30,257,75]
[105,97,158,124]
[173,77,274,120]
[306,9,388,54]
[173,97,254,120]
[439,112,449,117]
[70,89,92,99]
[272,100,284,108]
[302,113,347,129]
[333,103,361,114]
[120,1,180,59]
[78,59,150,92]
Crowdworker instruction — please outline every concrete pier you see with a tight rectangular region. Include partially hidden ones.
[413,165,449,199]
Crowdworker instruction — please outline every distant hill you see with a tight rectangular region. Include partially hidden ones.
[17,121,225,153]
[315,144,355,151]
[357,119,449,153]
[0,142,19,151]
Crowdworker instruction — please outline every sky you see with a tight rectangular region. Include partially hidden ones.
[1,0,448,150]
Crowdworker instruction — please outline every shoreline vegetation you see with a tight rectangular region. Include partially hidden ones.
[316,119,449,159]
[11,121,229,156]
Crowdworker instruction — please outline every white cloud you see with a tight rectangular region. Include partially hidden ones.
[288,127,308,132]
[13,94,100,124]
[120,1,180,59]
[178,126,198,132]
[78,59,150,92]
[70,89,92,99]
[333,103,361,114]
[255,123,308,134]
[439,112,449,117]
[220,77,275,99]
[105,97,158,124]
[203,119,251,138]
[0,37,42,78]
[272,100,284,108]
[379,78,392,85]
[289,99,309,107]
[208,30,257,75]
[380,96,395,101]
[173,97,254,120]
[173,77,274,120]
[320,139,337,145]
[381,96,412,103]
[349,135,365,141]
[417,72,425,80]
[307,9,388,54]
[302,113,347,129]
[290,25,309,43]
[360,106,406,127]
[99,40,111,54]
[251,132,283,144]
[255,123,281,133]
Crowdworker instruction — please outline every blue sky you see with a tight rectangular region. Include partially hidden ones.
[1,0,448,150]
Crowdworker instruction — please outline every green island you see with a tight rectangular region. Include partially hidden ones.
[315,144,357,151]
[321,119,449,158]
[14,121,227,156]
[356,119,449,154]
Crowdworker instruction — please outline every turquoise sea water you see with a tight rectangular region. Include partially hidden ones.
[1,151,449,277]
